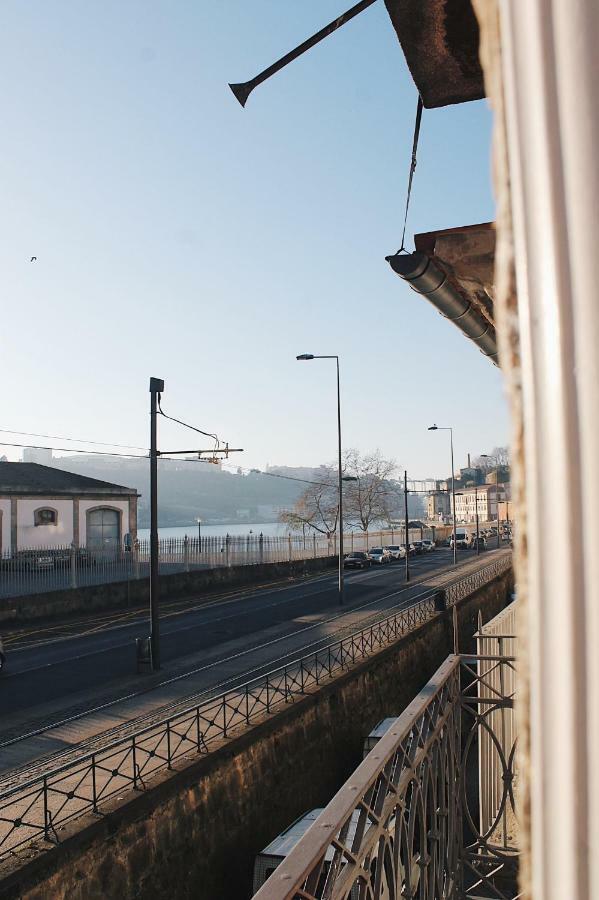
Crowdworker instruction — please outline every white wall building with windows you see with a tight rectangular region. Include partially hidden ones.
[454,484,510,524]
[0,462,138,554]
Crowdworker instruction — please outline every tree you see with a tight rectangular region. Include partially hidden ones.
[279,450,399,534]
[473,446,510,472]
[342,449,399,531]
[279,467,338,536]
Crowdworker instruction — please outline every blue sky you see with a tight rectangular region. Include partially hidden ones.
[0,0,508,479]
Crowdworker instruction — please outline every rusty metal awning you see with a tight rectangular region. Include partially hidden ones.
[384,0,486,107]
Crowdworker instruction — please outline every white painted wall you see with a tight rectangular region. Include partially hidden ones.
[78,499,131,546]
[0,499,10,554]
[17,498,74,549]
[0,495,134,551]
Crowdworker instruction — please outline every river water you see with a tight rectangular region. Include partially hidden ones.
[136,522,285,541]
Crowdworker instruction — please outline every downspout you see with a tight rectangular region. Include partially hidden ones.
[386,251,499,364]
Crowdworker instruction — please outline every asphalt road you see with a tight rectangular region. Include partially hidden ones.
[0,549,469,736]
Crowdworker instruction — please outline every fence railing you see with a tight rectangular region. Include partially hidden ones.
[0,527,442,600]
[0,555,511,861]
[476,601,518,847]
[253,653,518,900]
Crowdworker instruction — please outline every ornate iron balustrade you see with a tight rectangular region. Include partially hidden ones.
[444,554,512,607]
[0,556,512,863]
[253,654,518,900]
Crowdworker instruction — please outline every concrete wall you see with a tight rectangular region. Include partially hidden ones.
[0,556,339,625]
[16,498,74,549]
[0,568,513,900]
[0,496,135,553]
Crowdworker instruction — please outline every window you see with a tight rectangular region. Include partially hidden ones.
[86,507,120,550]
[34,508,57,526]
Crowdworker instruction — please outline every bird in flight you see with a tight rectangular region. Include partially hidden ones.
[30,256,37,262]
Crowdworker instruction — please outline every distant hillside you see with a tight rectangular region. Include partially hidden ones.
[50,456,306,527]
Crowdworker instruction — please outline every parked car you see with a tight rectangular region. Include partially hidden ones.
[412,541,424,555]
[343,551,372,570]
[368,547,391,564]
[13,547,95,571]
[384,545,406,560]
[14,550,55,571]
[470,536,487,550]
[401,543,416,557]
[421,539,435,552]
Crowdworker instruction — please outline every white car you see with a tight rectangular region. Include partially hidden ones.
[384,544,406,560]
[421,539,435,552]
[368,547,392,564]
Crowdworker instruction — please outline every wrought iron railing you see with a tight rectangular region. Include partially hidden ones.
[0,554,512,863]
[253,653,518,900]
[0,526,441,600]
[476,602,518,853]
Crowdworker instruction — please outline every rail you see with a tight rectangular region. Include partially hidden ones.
[253,653,518,900]
[0,554,512,861]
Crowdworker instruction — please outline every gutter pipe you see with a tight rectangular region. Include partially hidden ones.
[386,251,499,365]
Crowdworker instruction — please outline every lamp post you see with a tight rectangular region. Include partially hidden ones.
[481,454,501,548]
[297,353,345,604]
[428,425,457,565]
[196,517,202,553]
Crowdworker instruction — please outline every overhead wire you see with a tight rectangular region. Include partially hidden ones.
[0,428,147,452]
[156,398,221,452]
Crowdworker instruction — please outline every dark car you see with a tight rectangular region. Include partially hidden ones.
[470,536,487,550]
[14,549,55,571]
[343,551,372,570]
[412,541,424,555]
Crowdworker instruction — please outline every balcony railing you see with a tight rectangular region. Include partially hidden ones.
[253,648,518,899]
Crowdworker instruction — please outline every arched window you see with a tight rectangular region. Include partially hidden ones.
[34,508,58,526]
[86,507,121,550]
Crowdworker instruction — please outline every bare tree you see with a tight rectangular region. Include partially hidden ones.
[279,450,399,534]
[342,449,399,531]
[473,446,510,472]
[279,467,338,536]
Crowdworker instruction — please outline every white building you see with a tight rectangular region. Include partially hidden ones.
[0,462,139,554]
[426,490,452,521]
[454,484,510,524]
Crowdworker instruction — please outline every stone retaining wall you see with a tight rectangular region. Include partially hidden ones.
[0,556,338,626]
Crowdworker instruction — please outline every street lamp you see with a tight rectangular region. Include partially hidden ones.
[196,517,202,553]
[481,454,501,548]
[428,425,457,565]
[297,353,345,604]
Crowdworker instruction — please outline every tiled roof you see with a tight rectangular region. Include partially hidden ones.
[0,463,137,496]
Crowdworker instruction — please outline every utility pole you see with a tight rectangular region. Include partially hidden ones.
[149,377,164,670]
[475,484,480,555]
[404,470,410,582]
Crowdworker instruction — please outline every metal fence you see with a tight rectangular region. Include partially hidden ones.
[0,555,511,861]
[476,602,518,847]
[0,527,442,600]
[253,653,518,900]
